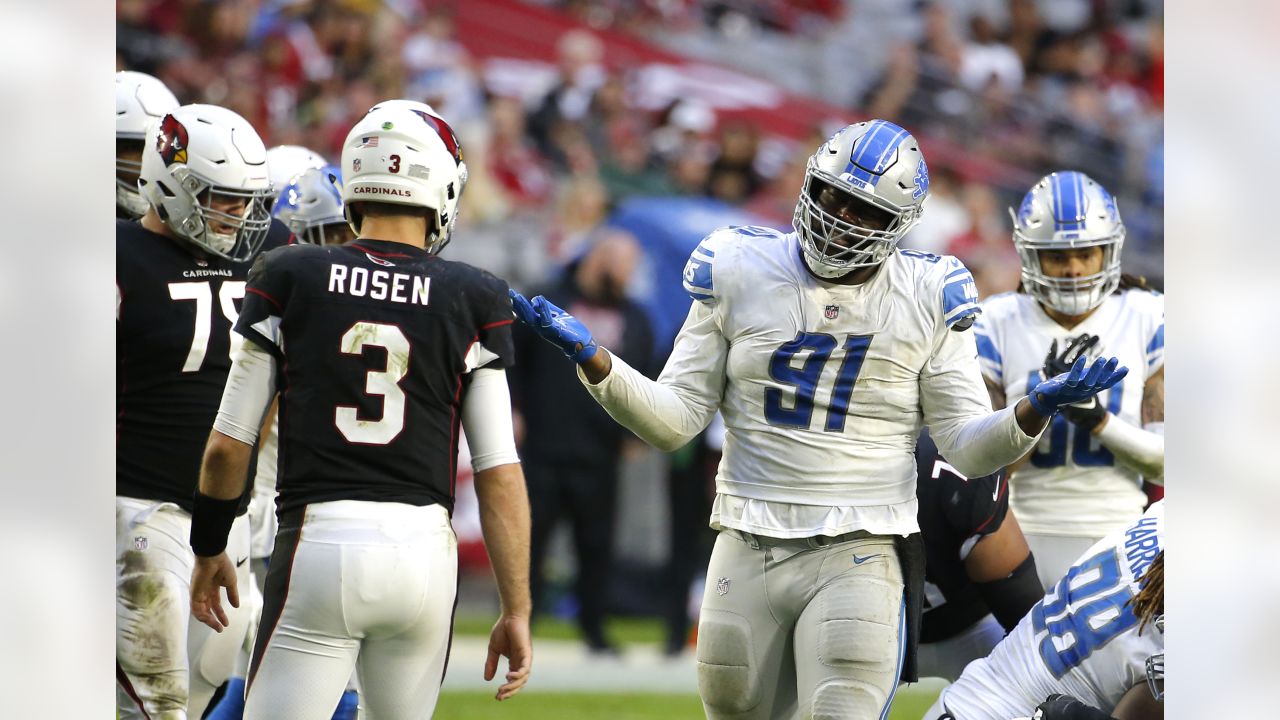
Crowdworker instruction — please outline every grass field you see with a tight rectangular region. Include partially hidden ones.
[434,687,942,719]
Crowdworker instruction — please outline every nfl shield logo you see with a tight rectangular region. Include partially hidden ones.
[824,305,839,320]
[716,577,730,596]
[353,158,362,172]
[133,536,148,552]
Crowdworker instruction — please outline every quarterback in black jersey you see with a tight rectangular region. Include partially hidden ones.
[116,104,284,720]
[915,430,1044,681]
[189,102,533,717]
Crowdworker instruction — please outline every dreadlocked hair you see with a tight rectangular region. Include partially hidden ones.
[1117,273,1151,291]
[1127,550,1164,633]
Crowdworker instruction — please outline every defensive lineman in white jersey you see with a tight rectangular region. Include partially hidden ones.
[975,171,1165,590]
[512,120,1128,720]
[924,501,1165,720]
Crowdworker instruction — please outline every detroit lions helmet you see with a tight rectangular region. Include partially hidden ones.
[117,71,179,218]
[1011,171,1125,316]
[794,120,930,278]
[139,104,274,261]
[341,105,465,254]
[274,165,349,245]
[1145,615,1164,701]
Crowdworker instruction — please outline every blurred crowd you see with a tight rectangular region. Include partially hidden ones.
[117,0,1163,296]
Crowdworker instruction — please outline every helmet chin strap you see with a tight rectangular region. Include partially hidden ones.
[801,246,867,280]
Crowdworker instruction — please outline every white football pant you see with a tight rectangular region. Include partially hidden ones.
[915,613,1004,682]
[696,529,905,720]
[116,497,253,719]
[245,500,457,720]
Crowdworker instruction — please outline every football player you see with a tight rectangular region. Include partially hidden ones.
[915,431,1042,681]
[116,104,290,719]
[923,503,1165,720]
[273,165,354,246]
[116,70,179,219]
[188,105,532,718]
[512,119,1127,720]
[974,171,1164,590]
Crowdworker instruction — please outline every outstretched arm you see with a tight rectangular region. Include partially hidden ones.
[512,291,727,452]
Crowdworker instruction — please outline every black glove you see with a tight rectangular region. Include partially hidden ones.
[1043,335,1108,432]
[1033,694,1116,720]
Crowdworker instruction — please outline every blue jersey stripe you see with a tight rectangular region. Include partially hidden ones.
[1146,323,1164,354]
[975,333,1003,367]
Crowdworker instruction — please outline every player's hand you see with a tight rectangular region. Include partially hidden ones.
[1028,356,1128,417]
[1032,693,1116,720]
[509,290,598,363]
[1041,335,1109,432]
[190,553,240,632]
[484,613,532,701]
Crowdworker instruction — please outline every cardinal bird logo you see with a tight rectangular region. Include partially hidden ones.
[156,113,189,166]
[412,110,463,166]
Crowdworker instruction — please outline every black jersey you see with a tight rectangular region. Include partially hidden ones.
[116,218,292,512]
[235,238,515,514]
[916,429,1010,643]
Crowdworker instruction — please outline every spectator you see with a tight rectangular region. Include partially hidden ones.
[509,231,656,655]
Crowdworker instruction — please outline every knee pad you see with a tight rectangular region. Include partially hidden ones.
[817,578,901,668]
[810,680,883,720]
[695,611,760,714]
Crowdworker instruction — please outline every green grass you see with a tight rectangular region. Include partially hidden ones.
[435,686,942,719]
[452,615,669,646]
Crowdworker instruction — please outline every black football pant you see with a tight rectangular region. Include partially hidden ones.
[525,460,619,647]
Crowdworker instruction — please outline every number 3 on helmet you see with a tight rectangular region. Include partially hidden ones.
[341,104,466,255]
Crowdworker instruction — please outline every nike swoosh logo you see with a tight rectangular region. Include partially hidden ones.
[236,556,249,567]
[852,554,880,565]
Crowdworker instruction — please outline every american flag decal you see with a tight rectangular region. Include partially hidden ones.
[359,136,379,148]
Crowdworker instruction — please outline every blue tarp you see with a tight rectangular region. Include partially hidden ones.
[608,197,782,362]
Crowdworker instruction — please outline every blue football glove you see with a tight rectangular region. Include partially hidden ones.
[1027,355,1128,417]
[509,289,599,363]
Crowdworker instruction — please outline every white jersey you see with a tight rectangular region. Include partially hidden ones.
[975,290,1164,537]
[247,416,280,559]
[934,501,1164,719]
[668,227,1013,536]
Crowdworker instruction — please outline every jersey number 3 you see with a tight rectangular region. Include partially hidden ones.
[336,322,410,445]
[765,331,873,432]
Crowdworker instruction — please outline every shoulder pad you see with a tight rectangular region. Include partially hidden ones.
[682,228,738,304]
[938,256,980,331]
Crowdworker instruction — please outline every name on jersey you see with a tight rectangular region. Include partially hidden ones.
[1123,515,1160,581]
[182,268,233,278]
[327,264,429,305]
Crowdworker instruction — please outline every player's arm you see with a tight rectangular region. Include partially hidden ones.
[965,511,1041,631]
[1111,681,1163,720]
[190,339,278,632]
[462,367,533,701]
[1054,348,1167,481]
[511,291,728,452]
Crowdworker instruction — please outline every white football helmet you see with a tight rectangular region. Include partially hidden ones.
[139,104,274,262]
[117,71,179,218]
[794,120,930,278]
[1011,170,1125,316]
[274,165,347,245]
[266,145,328,192]
[1145,614,1165,701]
[340,105,466,254]
[364,99,468,229]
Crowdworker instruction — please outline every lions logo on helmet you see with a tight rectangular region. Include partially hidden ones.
[156,114,189,166]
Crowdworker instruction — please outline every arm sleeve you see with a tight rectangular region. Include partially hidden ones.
[576,300,728,452]
[1096,416,1164,480]
[461,367,521,472]
[922,326,1042,478]
[213,339,278,445]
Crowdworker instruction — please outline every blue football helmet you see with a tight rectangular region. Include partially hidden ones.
[273,165,349,245]
[1010,171,1125,316]
[1145,614,1164,701]
[793,120,930,278]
